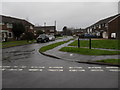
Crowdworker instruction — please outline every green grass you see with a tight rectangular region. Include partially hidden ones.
[39,39,73,52]
[96,59,120,64]
[2,40,35,48]
[69,40,119,50]
[59,47,120,55]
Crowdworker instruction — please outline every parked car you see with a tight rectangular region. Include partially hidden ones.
[84,34,97,38]
[48,35,55,41]
[36,34,49,43]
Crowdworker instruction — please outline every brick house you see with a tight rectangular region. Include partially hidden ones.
[86,14,120,39]
[72,28,87,36]
[34,26,56,36]
[0,15,34,41]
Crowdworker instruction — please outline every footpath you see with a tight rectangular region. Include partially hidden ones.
[40,40,120,66]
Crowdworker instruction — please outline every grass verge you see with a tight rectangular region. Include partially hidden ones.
[2,40,35,48]
[39,39,73,52]
[59,47,120,55]
[68,39,119,50]
[96,59,120,64]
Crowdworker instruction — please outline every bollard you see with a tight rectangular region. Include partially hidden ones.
[89,38,91,49]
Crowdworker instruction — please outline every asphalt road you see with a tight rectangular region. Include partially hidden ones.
[2,37,119,88]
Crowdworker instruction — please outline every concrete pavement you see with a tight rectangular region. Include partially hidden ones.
[42,40,120,66]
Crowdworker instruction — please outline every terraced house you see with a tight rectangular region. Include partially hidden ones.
[0,15,34,41]
[86,14,120,39]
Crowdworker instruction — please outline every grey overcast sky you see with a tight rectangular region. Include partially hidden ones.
[2,2,118,31]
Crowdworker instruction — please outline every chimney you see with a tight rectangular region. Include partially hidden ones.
[44,22,46,26]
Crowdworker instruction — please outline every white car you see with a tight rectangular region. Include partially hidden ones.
[48,35,55,41]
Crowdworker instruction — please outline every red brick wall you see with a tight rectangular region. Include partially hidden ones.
[108,16,119,39]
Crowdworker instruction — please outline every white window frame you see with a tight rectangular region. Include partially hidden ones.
[30,26,33,29]
[50,30,54,32]
[105,23,108,28]
[99,25,101,28]
[90,28,92,33]
[111,33,116,38]
[94,26,96,29]
[87,28,90,34]
[7,23,13,28]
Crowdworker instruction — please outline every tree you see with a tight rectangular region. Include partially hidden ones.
[21,31,34,41]
[25,32,34,41]
[63,26,67,35]
[12,23,25,40]
[63,26,73,36]
[36,30,44,37]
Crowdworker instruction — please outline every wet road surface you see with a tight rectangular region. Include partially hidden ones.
[2,37,119,88]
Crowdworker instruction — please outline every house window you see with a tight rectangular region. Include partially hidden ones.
[96,32,100,36]
[90,28,92,33]
[102,23,104,27]
[104,23,106,27]
[99,25,101,28]
[87,29,90,33]
[7,23,9,28]
[94,26,96,29]
[7,23,13,28]
[30,26,33,29]
[105,23,108,27]
[50,30,54,32]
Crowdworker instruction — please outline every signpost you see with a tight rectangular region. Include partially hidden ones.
[78,36,80,48]
[78,36,91,49]
[89,38,91,49]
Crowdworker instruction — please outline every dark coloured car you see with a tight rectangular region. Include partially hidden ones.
[84,34,97,38]
[36,34,49,43]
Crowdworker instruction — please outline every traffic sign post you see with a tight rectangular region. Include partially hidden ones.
[78,37,80,48]
[89,38,91,49]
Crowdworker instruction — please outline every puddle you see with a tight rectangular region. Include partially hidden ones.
[2,49,35,62]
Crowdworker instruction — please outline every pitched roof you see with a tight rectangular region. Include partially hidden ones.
[86,14,120,28]
[0,15,34,26]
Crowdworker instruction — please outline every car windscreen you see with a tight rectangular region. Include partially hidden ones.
[39,34,46,38]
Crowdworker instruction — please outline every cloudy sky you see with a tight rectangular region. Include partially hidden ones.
[1,2,118,30]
